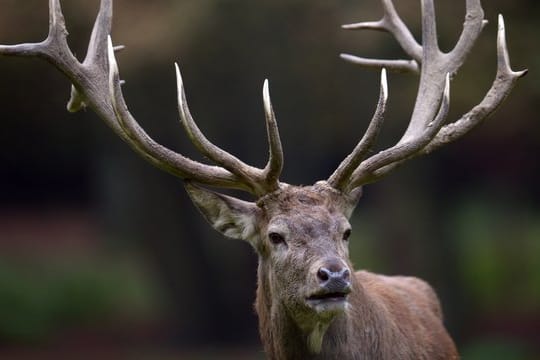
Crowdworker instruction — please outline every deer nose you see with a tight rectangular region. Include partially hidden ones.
[316,260,351,293]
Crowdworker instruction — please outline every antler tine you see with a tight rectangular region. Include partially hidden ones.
[339,54,419,74]
[328,69,388,191]
[262,80,284,191]
[496,15,528,78]
[175,64,283,196]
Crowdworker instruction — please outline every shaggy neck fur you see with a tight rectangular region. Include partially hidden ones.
[255,263,394,359]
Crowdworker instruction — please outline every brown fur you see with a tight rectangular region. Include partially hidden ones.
[256,269,458,359]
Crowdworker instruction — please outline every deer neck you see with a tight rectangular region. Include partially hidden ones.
[255,264,387,359]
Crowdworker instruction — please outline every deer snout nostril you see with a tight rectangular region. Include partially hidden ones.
[341,268,351,281]
[317,265,351,284]
[317,267,331,282]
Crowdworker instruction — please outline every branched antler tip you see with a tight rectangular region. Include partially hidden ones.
[174,62,188,114]
[263,79,273,114]
[341,22,362,30]
[340,53,355,62]
[444,72,450,99]
[174,62,183,88]
[263,78,269,95]
[380,68,388,101]
[497,14,505,32]
[341,20,386,31]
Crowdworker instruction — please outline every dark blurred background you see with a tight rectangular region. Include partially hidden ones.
[0,0,538,359]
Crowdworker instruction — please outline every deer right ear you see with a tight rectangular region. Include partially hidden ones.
[184,182,261,242]
[341,187,363,219]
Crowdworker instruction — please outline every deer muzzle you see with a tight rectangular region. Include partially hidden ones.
[306,258,352,311]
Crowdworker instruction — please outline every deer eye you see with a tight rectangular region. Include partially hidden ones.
[268,232,286,245]
[342,229,352,241]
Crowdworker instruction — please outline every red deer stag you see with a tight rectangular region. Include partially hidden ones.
[0,0,526,358]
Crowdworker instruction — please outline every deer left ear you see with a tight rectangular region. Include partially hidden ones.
[184,182,261,242]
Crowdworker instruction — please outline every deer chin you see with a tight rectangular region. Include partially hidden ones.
[297,292,350,355]
[305,290,350,315]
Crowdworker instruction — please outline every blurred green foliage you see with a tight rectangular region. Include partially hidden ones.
[451,197,540,313]
[461,338,536,360]
[0,255,159,343]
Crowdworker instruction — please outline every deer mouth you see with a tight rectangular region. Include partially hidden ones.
[305,290,350,314]
[306,287,351,309]
[307,291,349,302]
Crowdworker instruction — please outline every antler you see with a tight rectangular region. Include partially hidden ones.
[328,0,527,192]
[0,0,283,197]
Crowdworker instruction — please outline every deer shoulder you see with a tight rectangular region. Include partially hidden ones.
[355,270,457,359]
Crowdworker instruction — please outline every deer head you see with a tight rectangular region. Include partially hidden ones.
[0,0,526,356]
[186,182,362,328]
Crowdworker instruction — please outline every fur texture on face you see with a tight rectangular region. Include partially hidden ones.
[258,186,354,328]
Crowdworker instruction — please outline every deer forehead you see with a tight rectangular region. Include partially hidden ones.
[258,184,345,210]
[258,185,350,237]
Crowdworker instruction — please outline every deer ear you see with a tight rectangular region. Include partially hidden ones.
[184,182,261,242]
[341,187,363,219]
